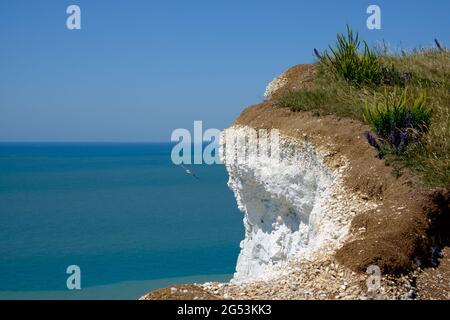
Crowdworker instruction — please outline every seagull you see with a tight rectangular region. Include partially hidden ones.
[180,164,200,180]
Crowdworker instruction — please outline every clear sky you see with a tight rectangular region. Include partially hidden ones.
[1,0,449,142]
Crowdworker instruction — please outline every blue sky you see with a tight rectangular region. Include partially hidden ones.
[1,0,449,142]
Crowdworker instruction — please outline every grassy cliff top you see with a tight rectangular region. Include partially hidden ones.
[275,29,449,189]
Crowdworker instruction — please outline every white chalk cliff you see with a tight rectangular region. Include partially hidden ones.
[220,126,369,282]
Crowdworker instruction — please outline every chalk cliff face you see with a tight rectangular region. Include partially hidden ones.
[220,127,369,282]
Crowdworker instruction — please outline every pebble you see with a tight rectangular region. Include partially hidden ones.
[200,252,415,300]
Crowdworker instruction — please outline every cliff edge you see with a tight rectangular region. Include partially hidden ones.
[141,64,449,300]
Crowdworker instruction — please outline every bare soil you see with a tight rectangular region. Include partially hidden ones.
[416,247,450,299]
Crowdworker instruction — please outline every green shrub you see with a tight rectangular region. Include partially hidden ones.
[323,26,382,85]
[363,89,433,154]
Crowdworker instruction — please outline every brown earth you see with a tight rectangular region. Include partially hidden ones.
[416,190,450,299]
[417,248,450,299]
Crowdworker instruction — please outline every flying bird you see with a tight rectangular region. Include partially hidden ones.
[180,164,200,180]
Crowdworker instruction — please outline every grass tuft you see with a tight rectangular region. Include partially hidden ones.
[363,89,432,154]
[323,25,382,86]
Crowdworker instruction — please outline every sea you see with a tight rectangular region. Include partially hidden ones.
[0,143,243,299]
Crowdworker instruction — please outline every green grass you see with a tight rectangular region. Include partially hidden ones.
[275,30,450,189]
[323,26,382,86]
[363,89,432,154]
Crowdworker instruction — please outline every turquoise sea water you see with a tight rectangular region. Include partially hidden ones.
[0,143,243,299]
